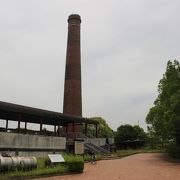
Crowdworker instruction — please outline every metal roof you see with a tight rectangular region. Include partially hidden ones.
[0,101,98,126]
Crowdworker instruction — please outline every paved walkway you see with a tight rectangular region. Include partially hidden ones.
[35,153,180,180]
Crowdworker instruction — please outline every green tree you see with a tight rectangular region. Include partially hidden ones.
[115,124,147,148]
[115,124,136,143]
[86,117,114,138]
[134,125,147,140]
[146,60,180,147]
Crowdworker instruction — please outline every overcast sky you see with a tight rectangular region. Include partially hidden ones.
[0,0,180,131]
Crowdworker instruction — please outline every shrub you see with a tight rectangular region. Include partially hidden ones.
[167,143,180,159]
[64,155,84,172]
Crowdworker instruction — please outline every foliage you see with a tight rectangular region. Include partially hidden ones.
[146,60,180,150]
[115,124,147,148]
[64,154,84,172]
[166,142,180,159]
[146,129,164,149]
[86,117,114,138]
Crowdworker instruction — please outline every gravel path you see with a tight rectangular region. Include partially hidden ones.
[34,153,180,180]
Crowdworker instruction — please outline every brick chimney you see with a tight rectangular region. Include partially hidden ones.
[63,14,82,132]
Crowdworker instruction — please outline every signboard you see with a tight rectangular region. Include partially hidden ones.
[74,139,84,155]
[48,154,65,163]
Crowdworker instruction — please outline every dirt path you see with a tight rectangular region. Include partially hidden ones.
[34,153,180,180]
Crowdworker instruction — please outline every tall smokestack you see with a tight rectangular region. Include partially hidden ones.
[63,14,82,132]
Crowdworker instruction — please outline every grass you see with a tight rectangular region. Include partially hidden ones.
[0,154,84,180]
[4,164,68,180]
[84,154,103,162]
[111,148,164,158]
[0,149,164,180]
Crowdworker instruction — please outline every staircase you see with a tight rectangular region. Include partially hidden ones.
[66,132,111,154]
[84,142,109,154]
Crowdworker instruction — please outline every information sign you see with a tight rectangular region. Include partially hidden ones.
[48,154,65,163]
[74,140,84,155]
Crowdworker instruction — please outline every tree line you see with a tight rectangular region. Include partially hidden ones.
[92,60,180,158]
[146,60,180,158]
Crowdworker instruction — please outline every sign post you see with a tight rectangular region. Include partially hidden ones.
[74,139,84,155]
[48,154,65,164]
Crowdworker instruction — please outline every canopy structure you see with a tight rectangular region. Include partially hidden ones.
[0,101,98,137]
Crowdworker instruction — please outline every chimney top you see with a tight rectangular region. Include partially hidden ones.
[68,14,81,23]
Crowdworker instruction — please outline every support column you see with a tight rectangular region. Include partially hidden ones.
[72,122,75,139]
[18,115,21,133]
[85,123,87,136]
[25,122,27,134]
[65,125,67,137]
[25,122,27,130]
[58,122,60,137]
[54,125,57,136]
[6,120,8,132]
[40,118,43,135]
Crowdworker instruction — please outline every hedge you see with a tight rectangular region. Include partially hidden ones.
[64,154,84,172]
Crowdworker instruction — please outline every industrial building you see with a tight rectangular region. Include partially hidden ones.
[0,15,113,157]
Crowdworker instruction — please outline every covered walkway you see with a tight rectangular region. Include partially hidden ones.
[0,101,98,137]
